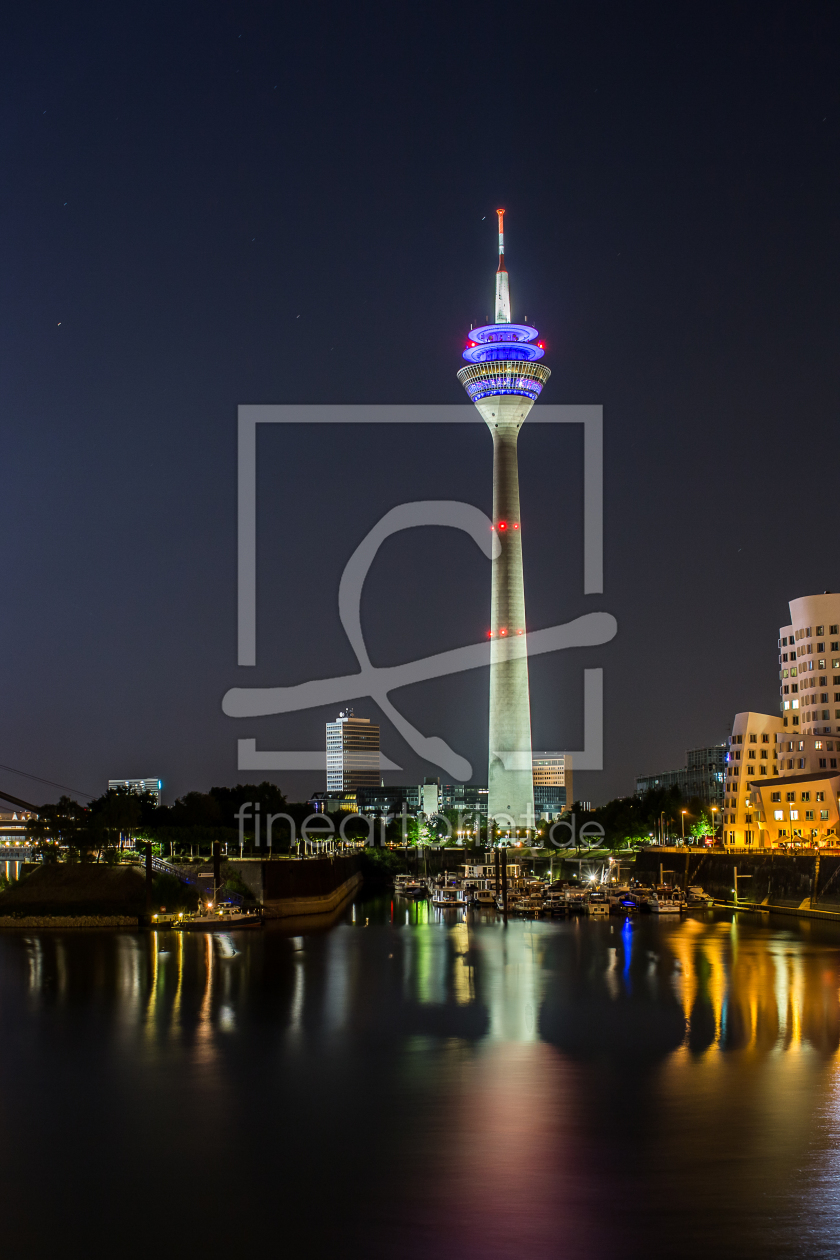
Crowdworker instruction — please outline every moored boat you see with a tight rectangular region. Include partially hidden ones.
[402,880,428,898]
[431,887,468,908]
[174,904,262,930]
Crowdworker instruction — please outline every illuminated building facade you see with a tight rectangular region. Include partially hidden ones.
[325,708,380,792]
[458,211,550,831]
[108,778,163,807]
[532,751,572,819]
[723,593,840,847]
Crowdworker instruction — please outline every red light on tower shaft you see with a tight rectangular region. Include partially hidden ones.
[498,521,507,530]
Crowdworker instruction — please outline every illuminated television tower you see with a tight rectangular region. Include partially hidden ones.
[457,210,550,832]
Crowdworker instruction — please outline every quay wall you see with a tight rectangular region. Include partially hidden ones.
[171,856,364,917]
[633,849,840,911]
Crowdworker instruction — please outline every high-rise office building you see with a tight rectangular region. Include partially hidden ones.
[457,211,550,831]
[532,751,572,819]
[326,708,380,792]
[635,746,726,807]
[723,593,840,847]
[108,778,163,807]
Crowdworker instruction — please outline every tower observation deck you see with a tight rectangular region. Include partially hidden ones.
[457,211,550,833]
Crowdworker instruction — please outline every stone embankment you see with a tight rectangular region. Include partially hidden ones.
[170,855,363,918]
[0,856,365,929]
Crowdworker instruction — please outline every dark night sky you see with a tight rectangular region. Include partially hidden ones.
[1,2,838,807]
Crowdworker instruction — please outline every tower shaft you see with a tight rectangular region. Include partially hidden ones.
[475,395,535,830]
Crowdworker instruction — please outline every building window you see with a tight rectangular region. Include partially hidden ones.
[832,759,838,769]
[831,625,839,636]
[760,766,767,775]
[749,734,757,743]
[761,733,769,743]
[820,758,827,768]
[774,809,784,820]
[821,810,830,821]
[761,749,768,759]
[786,792,796,802]
[791,810,799,820]
[816,741,823,749]
[816,791,826,802]
[748,750,756,759]
[805,810,815,821]
[802,792,811,802]
[771,792,781,802]
[817,625,825,636]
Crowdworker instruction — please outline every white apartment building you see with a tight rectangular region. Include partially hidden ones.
[326,708,381,793]
[723,593,840,848]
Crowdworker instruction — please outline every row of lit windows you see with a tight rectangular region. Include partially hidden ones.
[780,624,840,644]
[782,676,840,690]
[780,666,840,681]
[771,789,827,802]
[775,828,836,839]
[780,643,840,661]
[783,693,840,707]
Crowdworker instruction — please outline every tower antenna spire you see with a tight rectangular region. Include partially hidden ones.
[495,209,510,324]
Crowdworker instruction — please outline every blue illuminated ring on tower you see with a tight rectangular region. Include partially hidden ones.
[462,341,545,364]
[467,323,539,344]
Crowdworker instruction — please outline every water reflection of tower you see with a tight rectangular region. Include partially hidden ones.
[458,211,551,830]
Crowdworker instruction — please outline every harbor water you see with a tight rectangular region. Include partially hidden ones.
[3,896,840,1258]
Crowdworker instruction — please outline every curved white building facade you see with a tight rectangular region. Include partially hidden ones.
[723,592,840,848]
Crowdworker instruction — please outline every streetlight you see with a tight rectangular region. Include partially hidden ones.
[681,810,687,842]
[710,806,718,845]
